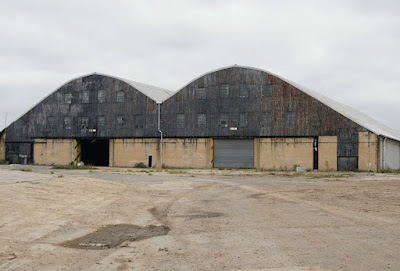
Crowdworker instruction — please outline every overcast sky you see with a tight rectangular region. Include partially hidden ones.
[1,0,399,132]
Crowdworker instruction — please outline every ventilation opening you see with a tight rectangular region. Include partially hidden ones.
[81,139,109,166]
[148,155,153,168]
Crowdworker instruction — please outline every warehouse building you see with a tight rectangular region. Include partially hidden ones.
[4,65,400,171]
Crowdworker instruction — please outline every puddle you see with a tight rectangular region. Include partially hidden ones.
[175,212,223,220]
[60,224,169,250]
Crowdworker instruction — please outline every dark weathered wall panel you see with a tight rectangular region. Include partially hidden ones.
[162,67,362,139]
[6,74,159,163]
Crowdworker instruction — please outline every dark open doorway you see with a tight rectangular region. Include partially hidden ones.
[81,139,109,166]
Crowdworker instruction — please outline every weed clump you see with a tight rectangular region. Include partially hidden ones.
[52,165,97,170]
[134,162,147,168]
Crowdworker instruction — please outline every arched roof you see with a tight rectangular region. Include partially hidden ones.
[84,73,174,103]
[173,65,400,142]
[44,72,174,105]
[9,73,174,127]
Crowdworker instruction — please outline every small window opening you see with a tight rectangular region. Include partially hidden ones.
[65,93,72,104]
[262,112,272,127]
[286,112,296,127]
[220,84,229,98]
[98,90,106,103]
[64,117,72,129]
[97,116,105,127]
[197,114,206,127]
[117,116,124,127]
[197,88,206,99]
[239,85,249,98]
[177,114,185,129]
[117,91,125,102]
[82,91,89,103]
[240,113,248,127]
[262,85,272,97]
[135,115,143,129]
[219,113,228,127]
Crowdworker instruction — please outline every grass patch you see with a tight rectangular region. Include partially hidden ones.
[308,174,353,179]
[381,169,400,174]
[139,169,154,173]
[20,168,32,172]
[167,170,187,174]
[0,159,8,165]
[52,165,97,170]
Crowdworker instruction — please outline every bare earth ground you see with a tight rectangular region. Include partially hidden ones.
[0,166,399,270]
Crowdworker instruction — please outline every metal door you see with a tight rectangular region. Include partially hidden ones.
[214,139,254,168]
[337,157,358,171]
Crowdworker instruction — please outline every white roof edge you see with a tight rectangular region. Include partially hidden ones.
[174,64,400,142]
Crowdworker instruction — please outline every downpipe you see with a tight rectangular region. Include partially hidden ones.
[157,103,163,168]
[383,137,386,170]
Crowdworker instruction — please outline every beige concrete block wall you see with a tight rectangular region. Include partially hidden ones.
[359,132,378,172]
[111,138,213,168]
[318,136,337,171]
[256,138,314,170]
[0,132,5,160]
[111,139,159,167]
[163,138,213,168]
[33,139,74,165]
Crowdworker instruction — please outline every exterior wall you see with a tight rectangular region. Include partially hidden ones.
[5,67,379,170]
[6,74,159,163]
[163,138,213,168]
[111,139,159,167]
[111,138,213,168]
[358,132,378,172]
[255,138,314,170]
[318,136,337,171]
[380,137,400,170]
[33,139,74,165]
[0,131,5,160]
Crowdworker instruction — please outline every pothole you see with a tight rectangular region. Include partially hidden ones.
[175,212,223,220]
[59,224,169,250]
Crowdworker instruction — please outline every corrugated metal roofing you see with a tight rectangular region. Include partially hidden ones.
[119,77,174,103]
[178,65,400,142]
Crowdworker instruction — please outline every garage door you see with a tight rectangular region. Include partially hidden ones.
[214,139,254,168]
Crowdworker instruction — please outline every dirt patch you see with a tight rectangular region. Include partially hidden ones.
[248,193,267,198]
[60,224,169,250]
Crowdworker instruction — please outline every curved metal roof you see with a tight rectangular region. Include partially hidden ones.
[117,76,174,103]
[9,73,174,126]
[51,72,174,103]
[90,73,174,103]
[175,65,400,141]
